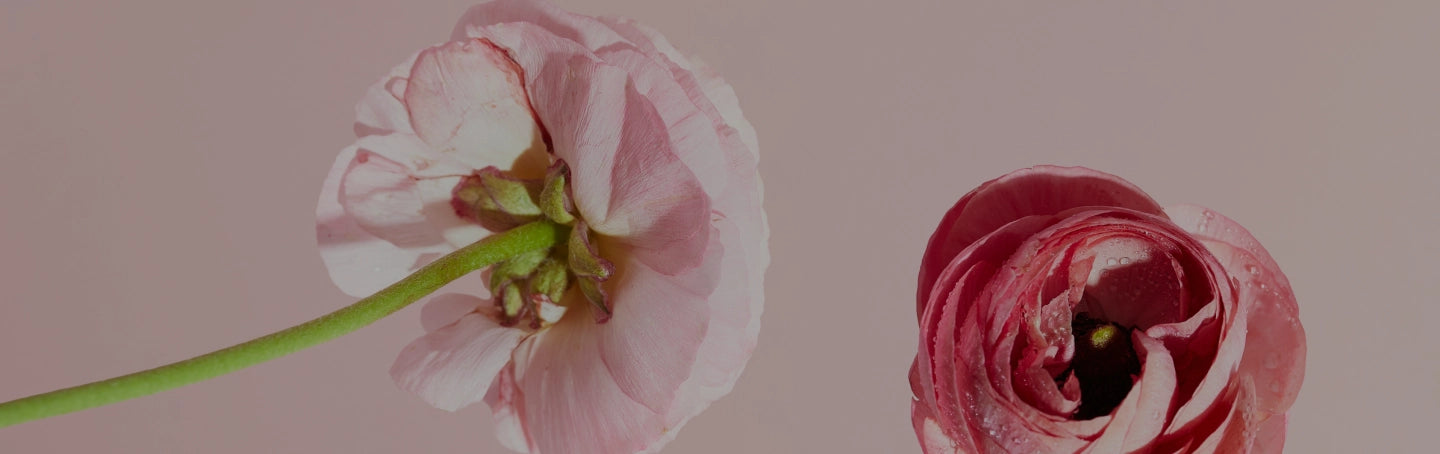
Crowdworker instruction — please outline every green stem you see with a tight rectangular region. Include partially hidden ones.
[0,220,565,428]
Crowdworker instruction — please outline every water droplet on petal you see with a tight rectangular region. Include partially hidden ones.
[1119,257,1131,265]
[1269,379,1283,394]
[1245,264,1260,275]
[1107,258,1118,266]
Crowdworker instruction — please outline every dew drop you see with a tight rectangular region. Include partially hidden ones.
[1107,258,1118,266]
[1119,257,1131,265]
[1268,379,1283,394]
[1259,283,1269,291]
[1245,264,1260,275]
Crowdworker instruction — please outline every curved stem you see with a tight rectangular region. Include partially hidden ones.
[0,220,565,428]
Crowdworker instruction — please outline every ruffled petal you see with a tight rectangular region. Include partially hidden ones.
[484,364,534,453]
[598,233,717,414]
[913,398,963,454]
[1084,332,1177,453]
[595,17,759,159]
[391,309,527,412]
[512,314,668,454]
[479,23,710,271]
[919,166,1167,315]
[355,51,419,137]
[316,134,488,297]
[665,218,762,430]
[403,38,547,176]
[1190,378,1262,453]
[1167,205,1306,416]
[593,45,729,199]
[507,234,721,453]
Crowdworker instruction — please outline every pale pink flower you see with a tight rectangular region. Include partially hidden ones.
[911,166,1305,453]
[314,1,767,452]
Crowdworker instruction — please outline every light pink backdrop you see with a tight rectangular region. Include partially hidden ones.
[2,0,1436,452]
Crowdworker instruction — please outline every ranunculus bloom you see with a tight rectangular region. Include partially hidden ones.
[911,166,1304,453]
[314,1,768,452]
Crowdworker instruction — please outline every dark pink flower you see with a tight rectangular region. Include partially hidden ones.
[912,166,1304,453]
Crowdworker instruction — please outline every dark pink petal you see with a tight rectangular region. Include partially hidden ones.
[919,166,1165,315]
[1167,205,1306,416]
[1076,234,1188,329]
[1191,378,1262,453]
[1250,414,1287,454]
[1085,332,1177,452]
[913,398,963,454]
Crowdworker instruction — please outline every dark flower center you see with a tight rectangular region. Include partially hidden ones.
[1063,312,1141,420]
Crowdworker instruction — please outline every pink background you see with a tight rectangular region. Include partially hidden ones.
[2,0,1436,452]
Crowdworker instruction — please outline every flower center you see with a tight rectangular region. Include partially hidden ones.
[1062,312,1141,420]
[450,160,615,328]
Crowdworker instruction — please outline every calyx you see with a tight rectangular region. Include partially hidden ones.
[451,160,616,327]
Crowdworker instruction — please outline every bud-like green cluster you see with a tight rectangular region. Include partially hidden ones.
[451,160,616,327]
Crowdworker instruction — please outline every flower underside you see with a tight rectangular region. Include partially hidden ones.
[450,159,615,328]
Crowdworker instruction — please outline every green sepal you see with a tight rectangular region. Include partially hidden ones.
[539,162,575,225]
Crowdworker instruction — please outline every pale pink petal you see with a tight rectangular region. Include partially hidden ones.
[514,314,669,454]
[480,23,710,271]
[684,57,759,159]
[919,166,1167,313]
[316,134,487,297]
[318,141,452,297]
[598,235,716,414]
[420,293,485,332]
[508,231,725,454]
[355,51,419,137]
[403,38,547,175]
[390,311,526,412]
[594,17,759,158]
[594,45,728,198]
[667,218,762,424]
[483,364,534,453]
[340,147,443,248]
